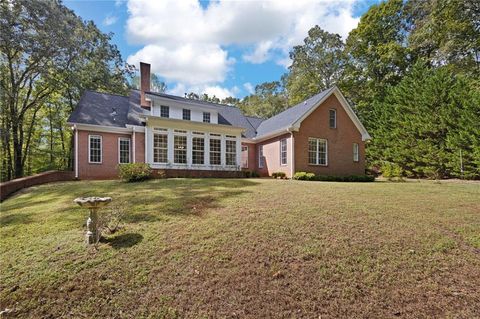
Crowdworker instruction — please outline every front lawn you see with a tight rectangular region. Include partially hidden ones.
[1,179,479,318]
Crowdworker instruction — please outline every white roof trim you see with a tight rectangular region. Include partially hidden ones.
[292,86,371,141]
[68,122,134,134]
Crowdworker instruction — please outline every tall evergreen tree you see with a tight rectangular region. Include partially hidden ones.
[375,62,479,178]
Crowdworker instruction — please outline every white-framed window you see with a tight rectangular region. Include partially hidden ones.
[153,132,168,163]
[160,105,169,118]
[258,145,264,168]
[353,143,359,162]
[174,134,187,164]
[329,109,336,128]
[118,138,130,164]
[241,145,249,168]
[182,109,191,121]
[88,135,102,163]
[308,138,327,166]
[203,112,211,123]
[280,138,287,165]
[225,139,237,166]
[192,137,205,165]
[209,138,221,165]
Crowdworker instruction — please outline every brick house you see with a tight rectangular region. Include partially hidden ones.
[67,62,371,179]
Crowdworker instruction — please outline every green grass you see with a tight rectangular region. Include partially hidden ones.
[1,178,479,318]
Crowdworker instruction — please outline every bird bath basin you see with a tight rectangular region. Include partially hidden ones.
[74,197,112,244]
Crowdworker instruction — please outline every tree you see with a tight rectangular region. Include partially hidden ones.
[130,73,167,93]
[238,81,288,118]
[406,0,480,75]
[374,62,479,178]
[0,0,128,180]
[286,26,346,105]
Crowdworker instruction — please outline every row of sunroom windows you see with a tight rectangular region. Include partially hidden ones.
[152,129,237,166]
[88,132,238,166]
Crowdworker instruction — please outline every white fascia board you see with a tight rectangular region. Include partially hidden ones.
[332,88,371,141]
[68,122,133,134]
[291,86,371,141]
[125,124,146,133]
[251,127,298,143]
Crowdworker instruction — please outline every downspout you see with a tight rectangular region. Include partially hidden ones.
[132,127,136,163]
[289,129,295,178]
[74,125,78,179]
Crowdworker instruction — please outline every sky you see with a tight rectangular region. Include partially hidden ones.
[64,0,380,99]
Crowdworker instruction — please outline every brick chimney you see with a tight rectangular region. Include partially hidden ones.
[140,62,151,109]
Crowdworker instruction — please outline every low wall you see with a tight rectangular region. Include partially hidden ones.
[0,170,75,201]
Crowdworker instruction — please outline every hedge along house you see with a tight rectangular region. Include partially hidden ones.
[67,62,371,179]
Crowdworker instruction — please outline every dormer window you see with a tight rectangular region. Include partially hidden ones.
[203,112,210,123]
[182,109,191,121]
[160,105,169,118]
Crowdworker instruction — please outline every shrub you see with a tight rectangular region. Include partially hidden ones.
[294,172,375,182]
[381,162,404,181]
[118,163,152,182]
[272,172,286,179]
[293,172,315,180]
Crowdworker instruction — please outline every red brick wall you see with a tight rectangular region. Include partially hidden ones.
[241,142,257,171]
[77,130,132,179]
[257,133,293,177]
[293,94,365,176]
[133,131,145,163]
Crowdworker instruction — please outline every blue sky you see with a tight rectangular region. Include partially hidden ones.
[65,0,379,99]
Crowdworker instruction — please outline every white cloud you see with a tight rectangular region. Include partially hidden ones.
[115,0,124,7]
[126,0,362,90]
[243,41,274,64]
[103,14,118,26]
[127,44,234,85]
[243,82,255,95]
[168,83,238,99]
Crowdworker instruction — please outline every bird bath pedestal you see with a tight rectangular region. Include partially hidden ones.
[74,197,112,244]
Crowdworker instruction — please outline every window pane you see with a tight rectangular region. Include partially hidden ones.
[210,139,221,165]
[226,140,236,165]
[161,105,169,118]
[174,135,187,164]
[192,137,204,164]
[182,109,191,120]
[318,140,327,165]
[308,138,317,165]
[329,109,336,128]
[89,136,101,163]
[153,134,168,163]
[353,143,359,162]
[203,112,210,123]
[280,139,287,165]
[119,139,130,164]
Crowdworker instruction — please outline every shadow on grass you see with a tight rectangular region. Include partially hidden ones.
[2,178,261,226]
[106,233,143,249]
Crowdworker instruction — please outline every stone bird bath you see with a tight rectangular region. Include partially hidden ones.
[74,197,112,244]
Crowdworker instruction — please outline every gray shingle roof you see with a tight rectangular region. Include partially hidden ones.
[67,90,132,128]
[68,87,338,140]
[255,87,334,138]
